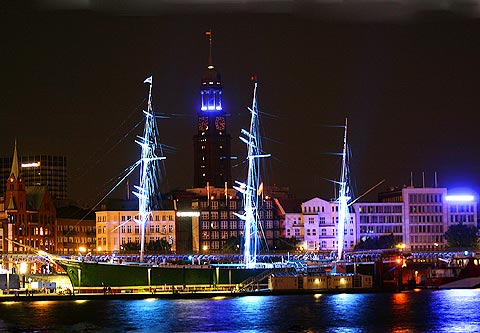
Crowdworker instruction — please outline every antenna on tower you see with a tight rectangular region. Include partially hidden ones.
[410,171,413,187]
[205,30,213,65]
[434,172,438,188]
[422,171,425,188]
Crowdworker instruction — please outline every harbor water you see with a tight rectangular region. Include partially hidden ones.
[0,289,479,332]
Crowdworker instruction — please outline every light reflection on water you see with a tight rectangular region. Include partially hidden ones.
[0,289,479,332]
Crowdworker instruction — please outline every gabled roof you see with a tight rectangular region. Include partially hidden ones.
[275,198,303,214]
[25,186,47,211]
[7,196,16,210]
[10,140,19,180]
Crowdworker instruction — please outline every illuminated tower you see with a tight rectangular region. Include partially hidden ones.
[193,31,232,188]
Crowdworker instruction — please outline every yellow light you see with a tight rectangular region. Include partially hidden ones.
[19,262,27,274]
[314,278,320,284]
[202,245,208,251]
[340,278,346,284]
[97,247,102,252]
[79,246,87,253]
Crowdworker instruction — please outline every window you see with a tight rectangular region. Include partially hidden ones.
[211,201,218,210]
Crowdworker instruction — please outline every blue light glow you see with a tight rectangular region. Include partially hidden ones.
[445,195,475,202]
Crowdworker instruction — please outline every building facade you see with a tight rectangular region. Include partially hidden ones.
[56,206,96,255]
[280,186,477,253]
[95,202,177,255]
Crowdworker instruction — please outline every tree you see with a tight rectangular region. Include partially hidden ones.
[122,242,140,253]
[445,224,479,249]
[354,234,397,250]
[222,236,241,253]
[275,237,299,252]
[146,239,172,254]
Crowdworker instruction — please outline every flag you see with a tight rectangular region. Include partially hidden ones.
[144,76,152,84]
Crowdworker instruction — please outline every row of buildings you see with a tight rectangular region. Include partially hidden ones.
[1,151,477,256]
[1,34,478,257]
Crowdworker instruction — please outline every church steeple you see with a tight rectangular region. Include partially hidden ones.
[10,139,19,180]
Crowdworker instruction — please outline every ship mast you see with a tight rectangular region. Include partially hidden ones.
[337,117,350,260]
[133,76,166,262]
[234,78,270,268]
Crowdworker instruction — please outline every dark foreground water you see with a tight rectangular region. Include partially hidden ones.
[0,289,479,333]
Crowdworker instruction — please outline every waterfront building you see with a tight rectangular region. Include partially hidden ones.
[94,199,177,254]
[276,198,303,240]
[56,206,96,255]
[1,143,57,253]
[353,202,405,245]
[378,187,449,251]
[192,32,232,188]
[279,185,477,253]
[169,186,282,254]
[0,144,67,200]
[300,198,356,253]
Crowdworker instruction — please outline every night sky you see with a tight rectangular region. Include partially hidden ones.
[2,2,480,206]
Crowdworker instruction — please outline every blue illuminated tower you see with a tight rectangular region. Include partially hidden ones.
[193,31,232,188]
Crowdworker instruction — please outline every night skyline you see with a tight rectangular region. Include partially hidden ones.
[2,5,480,205]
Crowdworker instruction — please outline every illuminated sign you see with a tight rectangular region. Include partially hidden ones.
[176,212,200,217]
[445,195,475,202]
[21,161,41,168]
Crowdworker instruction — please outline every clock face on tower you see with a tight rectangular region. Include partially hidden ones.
[215,116,225,131]
[198,117,209,131]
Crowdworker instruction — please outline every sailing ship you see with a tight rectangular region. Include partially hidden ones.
[54,77,276,289]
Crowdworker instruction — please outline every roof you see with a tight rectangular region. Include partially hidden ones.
[275,198,303,214]
[98,198,175,211]
[56,205,95,220]
[25,186,47,210]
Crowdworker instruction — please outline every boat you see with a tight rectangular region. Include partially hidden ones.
[54,76,283,290]
[423,253,480,289]
[268,270,373,292]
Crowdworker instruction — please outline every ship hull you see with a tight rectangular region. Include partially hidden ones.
[57,259,268,288]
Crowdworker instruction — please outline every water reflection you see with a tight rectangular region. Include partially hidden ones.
[0,290,479,332]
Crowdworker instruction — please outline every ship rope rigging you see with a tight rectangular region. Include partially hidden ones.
[132,76,166,262]
[234,78,271,268]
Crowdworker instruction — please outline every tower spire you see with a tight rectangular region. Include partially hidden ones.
[10,139,19,179]
[205,30,213,66]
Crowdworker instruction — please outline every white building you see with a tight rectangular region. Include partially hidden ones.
[284,197,356,253]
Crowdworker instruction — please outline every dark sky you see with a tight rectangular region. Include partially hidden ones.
[2,2,480,205]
